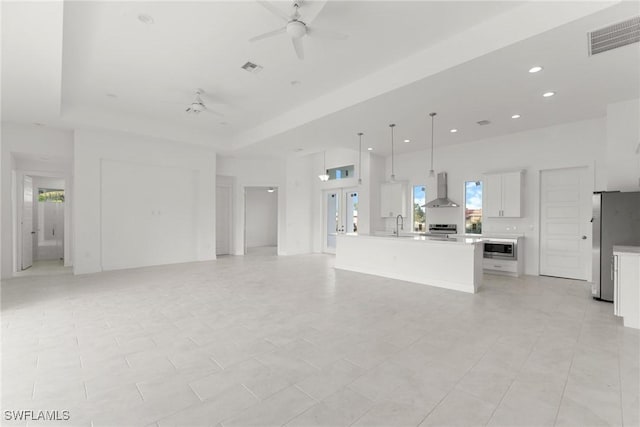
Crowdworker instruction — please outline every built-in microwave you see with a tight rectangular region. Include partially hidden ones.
[483,241,517,260]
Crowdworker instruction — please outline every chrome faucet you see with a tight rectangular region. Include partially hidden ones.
[395,214,404,236]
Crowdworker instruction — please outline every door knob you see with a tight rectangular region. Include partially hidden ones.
[581,235,587,240]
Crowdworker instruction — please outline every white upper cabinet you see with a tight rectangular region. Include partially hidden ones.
[380,182,407,217]
[483,171,523,218]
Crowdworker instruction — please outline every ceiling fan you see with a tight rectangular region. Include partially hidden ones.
[250,0,348,60]
[185,89,223,117]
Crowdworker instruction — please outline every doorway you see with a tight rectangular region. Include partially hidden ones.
[323,188,359,254]
[539,166,591,280]
[17,174,68,276]
[216,184,232,256]
[244,187,278,255]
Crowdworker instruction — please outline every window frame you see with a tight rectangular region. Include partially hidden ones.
[464,180,483,235]
[412,184,426,232]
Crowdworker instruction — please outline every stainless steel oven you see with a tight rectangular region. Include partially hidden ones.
[483,240,517,260]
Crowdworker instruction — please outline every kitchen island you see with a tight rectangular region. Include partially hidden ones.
[335,234,483,293]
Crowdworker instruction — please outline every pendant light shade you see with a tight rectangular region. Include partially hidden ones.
[318,151,329,182]
[389,124,396,182]
[357,132,364,185]
[429,112,436,178]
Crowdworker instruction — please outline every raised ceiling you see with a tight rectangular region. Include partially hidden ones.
[2,1,637,156]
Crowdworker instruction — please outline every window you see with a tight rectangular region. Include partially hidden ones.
[465,181,482,234]
[327,165,354,180]
[38,188,64,203]
[412,185,426,232]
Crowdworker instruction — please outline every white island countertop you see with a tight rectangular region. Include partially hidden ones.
[335,234,483,293]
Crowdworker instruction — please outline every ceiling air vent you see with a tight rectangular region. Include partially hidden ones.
[588,16,640,56]
[477,120,491,126]
[241,61,263,73]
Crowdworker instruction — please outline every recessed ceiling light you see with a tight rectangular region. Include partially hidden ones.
[404,139,410,143]
[367,147,373,151]
[450,129,458,133]
[138,14,154,24]
[543,91,556,97]
[267,187,275,193]
[511,114,521,119]
[529,66,543,73]
[106,93,118,98]
[290,80,301,86]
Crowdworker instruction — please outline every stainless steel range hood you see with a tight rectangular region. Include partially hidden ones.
[424,172,459,208]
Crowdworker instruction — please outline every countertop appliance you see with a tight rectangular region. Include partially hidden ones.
[592,191,640,302]
[483,240,517,260]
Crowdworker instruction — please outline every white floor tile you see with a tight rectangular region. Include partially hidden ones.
[2,253,636,426]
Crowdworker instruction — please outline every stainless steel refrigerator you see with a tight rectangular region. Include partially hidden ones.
[592,191,640,301]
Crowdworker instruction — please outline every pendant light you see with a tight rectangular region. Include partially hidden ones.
[428,112,436,177]
[357,132,364,185]
[318,151,329,182]
[389,123,396,181]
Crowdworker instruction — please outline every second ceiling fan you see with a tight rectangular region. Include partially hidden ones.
[250,0,348,60]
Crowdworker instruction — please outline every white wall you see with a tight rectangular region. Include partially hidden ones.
[285,154,314,255]
[0,123,74,278]
[73,129,216,274]
[245,187,278,248]
[217,155,286,255]
[606,98,640,191]
[386,117,607,276]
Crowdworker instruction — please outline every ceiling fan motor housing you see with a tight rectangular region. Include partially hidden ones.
[287,20,307,38]
[189,102,205,113]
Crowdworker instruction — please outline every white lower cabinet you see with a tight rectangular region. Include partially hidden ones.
[613,249,640,329]
[483,258,518,274]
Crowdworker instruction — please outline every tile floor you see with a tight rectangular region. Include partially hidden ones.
[13,260,71,278]
[1,252,638,426]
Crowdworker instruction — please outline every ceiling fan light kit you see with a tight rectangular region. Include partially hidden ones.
[186,90,206,114]
[250,0,348,60]
[184,89,224,117]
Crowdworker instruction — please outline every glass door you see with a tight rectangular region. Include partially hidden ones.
[323,188,359,254]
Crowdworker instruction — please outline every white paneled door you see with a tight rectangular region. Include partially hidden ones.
[323,188,359,254]
[540,167,591,280]
[21,176,34,270]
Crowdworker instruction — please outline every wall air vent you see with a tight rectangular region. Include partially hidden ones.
[476,120,491,126]
[241,61,263,73]
[588,16,640,56]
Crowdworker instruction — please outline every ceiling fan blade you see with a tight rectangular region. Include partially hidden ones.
[205,109,224,118]
[249,26,286,42]
[292,37,304,60]
[256,0,290,22]
[307,26,348,40]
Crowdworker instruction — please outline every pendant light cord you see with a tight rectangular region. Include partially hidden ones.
[358,133,363,184]
[323,151,327,174]
[429,112,436,175]
[389,124,396,180]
